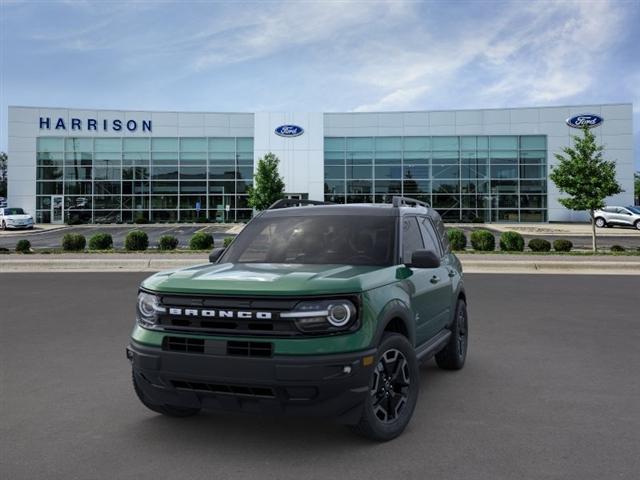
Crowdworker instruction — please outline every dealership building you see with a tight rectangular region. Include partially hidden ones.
[6,103,634,224]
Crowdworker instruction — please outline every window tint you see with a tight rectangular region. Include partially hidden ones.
[419,217,442,256]
[222,215,396,266]
[402,217,424,263]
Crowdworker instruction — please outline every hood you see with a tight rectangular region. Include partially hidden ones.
[142,262,399,296]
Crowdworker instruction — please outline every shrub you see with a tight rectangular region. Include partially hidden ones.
[447,229,467,251]
[134,216,149,224]
[62,233,86,251]
[610,244,625,252]
[499,231,525,252]
[15,239,31,253]
[528,238,551,252]
[125,230,149,251]
[553,239,573,252]
[88,233,113,250]
[189,232,214,250]
[158,235,179,251]
[223,236,234,248]
[0,247,10,254]
[470,229,495,251]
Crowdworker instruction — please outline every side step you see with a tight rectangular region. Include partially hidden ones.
[415,329,451,362]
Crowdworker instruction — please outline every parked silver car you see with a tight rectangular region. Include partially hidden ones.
[594,206,640,230]
[1,207,35,230]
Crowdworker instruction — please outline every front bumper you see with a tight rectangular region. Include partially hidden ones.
[127,340,377,424]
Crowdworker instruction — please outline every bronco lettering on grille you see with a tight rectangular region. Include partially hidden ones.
[168,308,273,320]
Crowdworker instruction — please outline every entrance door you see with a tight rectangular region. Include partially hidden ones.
[51,195,64,224]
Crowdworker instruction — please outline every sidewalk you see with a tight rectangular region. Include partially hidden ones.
[448,222,640,237]
[2,253,639,274]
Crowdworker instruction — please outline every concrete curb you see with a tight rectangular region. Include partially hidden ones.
[1,257,639,274]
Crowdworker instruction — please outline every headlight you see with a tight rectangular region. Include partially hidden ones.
[136,291,165,327]
[281,299,357,334]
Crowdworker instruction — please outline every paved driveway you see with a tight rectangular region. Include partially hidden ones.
[1,273,638,479]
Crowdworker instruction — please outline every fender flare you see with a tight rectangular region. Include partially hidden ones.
[371,299,415,347]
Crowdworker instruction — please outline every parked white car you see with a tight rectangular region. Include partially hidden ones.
[594,206,640,230]
[1,207,35,230]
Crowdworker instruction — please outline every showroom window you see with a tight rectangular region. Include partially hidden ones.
[324,135,547,222]
[36,136,254,224]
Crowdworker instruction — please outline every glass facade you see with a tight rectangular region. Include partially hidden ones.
[36,137,254,223]
[324,135,547,222]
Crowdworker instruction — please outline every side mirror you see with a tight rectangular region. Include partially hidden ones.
[407,250,440,269]
[209,247,226,263]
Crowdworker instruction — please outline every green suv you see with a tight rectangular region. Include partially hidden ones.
[127,197,468,441]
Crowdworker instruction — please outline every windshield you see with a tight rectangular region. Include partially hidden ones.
[222,215,397,266]
[626,206,640,214]
[4,208,25,215]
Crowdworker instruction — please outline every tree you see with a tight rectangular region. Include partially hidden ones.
[247,152,285,211]
[0,152,7,198]
[634,172,640,205]
[549,127,622,252]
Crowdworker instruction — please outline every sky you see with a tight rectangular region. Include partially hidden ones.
[1,0,639,168]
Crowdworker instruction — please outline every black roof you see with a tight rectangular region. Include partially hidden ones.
[262,203,431,218]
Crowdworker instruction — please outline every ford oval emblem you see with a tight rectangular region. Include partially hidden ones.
[566,114,603,129]
[275,125,304,137]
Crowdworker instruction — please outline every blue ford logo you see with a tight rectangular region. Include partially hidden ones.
[275,125,304,137]
[566,114,603,129]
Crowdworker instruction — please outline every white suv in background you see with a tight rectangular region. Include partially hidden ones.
[594,206,640,230]
[0,207,35,230]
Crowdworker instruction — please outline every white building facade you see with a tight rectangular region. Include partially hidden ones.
[6,103,634,224]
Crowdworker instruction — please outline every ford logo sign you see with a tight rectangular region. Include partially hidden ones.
[566,114,603,129]
[275,125,304,137]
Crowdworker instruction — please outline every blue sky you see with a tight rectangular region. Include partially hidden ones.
[1,0,639,167]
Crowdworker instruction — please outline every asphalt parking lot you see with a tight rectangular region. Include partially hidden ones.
[0,225,233,249]
[2,273,639,480]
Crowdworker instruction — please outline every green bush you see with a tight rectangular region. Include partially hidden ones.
[553,239,573,252]
[223,236,234,248]
[88,233,113,250]
[134,216,149,224]
[447,229,467,251]
[62,233,86,251]
[470,229,495,251]
[125,230,149,251]
[499,231,525,252]
[610,244,625,252]
[189,232,214,250]
[15,239,31,253]
[158,235,179,251]
[528,238,551,252]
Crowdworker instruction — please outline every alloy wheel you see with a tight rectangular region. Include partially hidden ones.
[370,348,410,423]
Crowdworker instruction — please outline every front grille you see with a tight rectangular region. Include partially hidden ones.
[162,336,273,357]
[163,336,204,353]
[171,380,275,398]
[227,341,273,357]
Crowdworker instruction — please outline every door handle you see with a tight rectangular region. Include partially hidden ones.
[430,275,440,284]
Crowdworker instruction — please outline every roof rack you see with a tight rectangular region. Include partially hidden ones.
[268,198,334,210]
[391,196,430,208]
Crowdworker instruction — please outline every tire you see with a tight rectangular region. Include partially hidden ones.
[1,221,5,231]
[132,370,201,418]
[350,333,419,441]
[635,220,640,231]
[595,217,606,228]
[435,299,468,371]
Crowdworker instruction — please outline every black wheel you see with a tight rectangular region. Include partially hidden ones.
[351,333,419,441]
[435,299,468,370]
[1,221,5,231]
[595,217,606,228]
[635,220,640,231]
[132,370,200,418]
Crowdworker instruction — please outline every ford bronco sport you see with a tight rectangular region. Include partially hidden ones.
[127,197,468,441]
